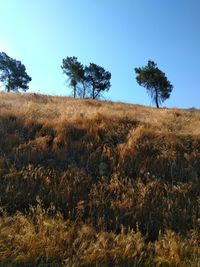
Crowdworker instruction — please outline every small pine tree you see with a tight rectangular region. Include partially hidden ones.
[61,56,85,98]
[0,52,31,92]
[134,60,173,108]
[85,63,111,99]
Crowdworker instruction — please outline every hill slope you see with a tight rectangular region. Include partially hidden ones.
[0,92,200,266]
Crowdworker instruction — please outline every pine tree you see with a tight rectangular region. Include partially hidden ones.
[135,60,173,108]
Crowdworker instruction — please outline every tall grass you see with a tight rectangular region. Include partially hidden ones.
[0,92,200,266]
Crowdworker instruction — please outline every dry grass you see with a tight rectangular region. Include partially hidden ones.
[0,92,200,266]
[0,203,200,266]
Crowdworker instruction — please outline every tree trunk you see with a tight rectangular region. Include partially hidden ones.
[73,85,76,98]
[82,81,86,98]
[5,68,11,92]
[94,90,100,99]
[92,86,95,99]
[155,89,159,108]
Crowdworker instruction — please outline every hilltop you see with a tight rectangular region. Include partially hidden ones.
[0,92,200,266]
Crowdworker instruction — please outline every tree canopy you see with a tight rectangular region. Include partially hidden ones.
[85,63,111,99]
[61,57,111,99]
[0,52,31,92]
[134,60,173,108]
[61,56,85,98]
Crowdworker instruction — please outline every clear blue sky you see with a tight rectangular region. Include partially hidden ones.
[0,0,199,108]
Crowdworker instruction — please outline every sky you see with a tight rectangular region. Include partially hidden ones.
[0,0,199,108]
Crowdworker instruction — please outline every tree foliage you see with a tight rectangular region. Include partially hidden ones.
[61,57,111,99]
[0,52,31,92]
[61,56,85,98]
[85,63,111,99]
[135,60,173,108]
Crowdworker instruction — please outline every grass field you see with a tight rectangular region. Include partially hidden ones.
[0,92,200,266]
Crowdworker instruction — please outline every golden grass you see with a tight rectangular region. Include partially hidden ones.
[0,201,200,267]
[0,92,200,266]
[0,202,199,266]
